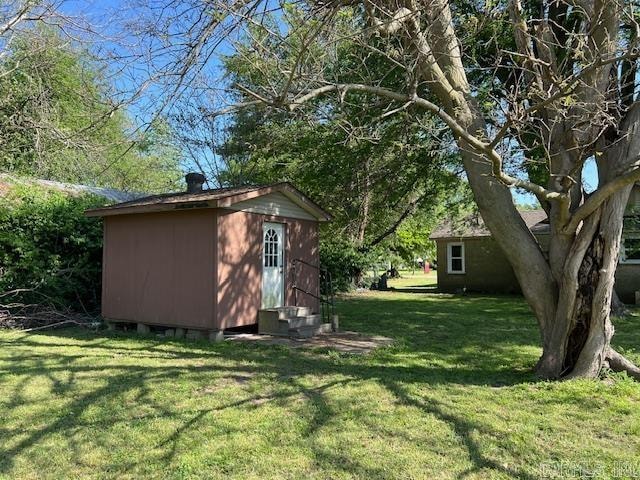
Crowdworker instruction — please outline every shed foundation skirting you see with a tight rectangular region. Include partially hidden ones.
[105,319,224,342]
[137,323,150,334]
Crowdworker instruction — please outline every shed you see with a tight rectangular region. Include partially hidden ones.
[86,176,332,336]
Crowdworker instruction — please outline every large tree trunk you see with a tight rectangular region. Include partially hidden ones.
[536,189,629,379]
[458,112,637,380]
[409,0,640,380]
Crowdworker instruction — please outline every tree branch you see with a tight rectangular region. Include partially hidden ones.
[562,163,640,234]
[489,50,640,149]
[289,82,561,201]
[0,1,35,37]
[366,192,426,248]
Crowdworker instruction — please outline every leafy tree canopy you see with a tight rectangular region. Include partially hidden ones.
[0,27,182,192]
[182,9,473,273]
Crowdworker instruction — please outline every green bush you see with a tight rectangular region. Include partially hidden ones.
[319,239,378,292]
[0,184,104,312]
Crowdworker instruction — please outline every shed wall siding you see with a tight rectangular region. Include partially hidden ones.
[102,210,216,329]
[285,218,320,312]
[216,210,320,329]
[226,192,317,220]
[216,210,263,329]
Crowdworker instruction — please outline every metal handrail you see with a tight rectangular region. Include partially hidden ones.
[291,258,335,324]
[292,285,324,303]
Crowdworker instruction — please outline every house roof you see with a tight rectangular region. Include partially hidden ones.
[0,173,143,203]
[85,182,332,221]
[430,209,549,239]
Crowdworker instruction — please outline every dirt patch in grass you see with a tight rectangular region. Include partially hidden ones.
[225,331,394,354]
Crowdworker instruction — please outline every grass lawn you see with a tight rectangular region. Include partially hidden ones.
[389,270,438,289]
[1,275,640,479]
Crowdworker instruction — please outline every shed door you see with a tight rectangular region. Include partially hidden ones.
[262,223,285,309]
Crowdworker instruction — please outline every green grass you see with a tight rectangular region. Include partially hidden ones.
[1,285,640,479]
[388,270,438,289]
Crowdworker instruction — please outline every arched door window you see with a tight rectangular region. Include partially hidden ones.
[264,228,280,267]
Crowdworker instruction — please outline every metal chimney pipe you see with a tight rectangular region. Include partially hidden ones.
[185,172,206,194]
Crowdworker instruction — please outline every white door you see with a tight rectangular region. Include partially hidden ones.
[262,223,285,309]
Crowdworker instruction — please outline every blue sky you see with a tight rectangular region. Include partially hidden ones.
[583,158,599,192]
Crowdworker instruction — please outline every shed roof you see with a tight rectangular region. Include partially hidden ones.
[430,209,549,239]
[85,182,332,221]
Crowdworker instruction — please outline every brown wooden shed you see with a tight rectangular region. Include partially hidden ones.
[86,179,332,336]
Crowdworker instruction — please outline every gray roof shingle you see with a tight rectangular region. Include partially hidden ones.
[430,209,549,239]
[0,174,144,202]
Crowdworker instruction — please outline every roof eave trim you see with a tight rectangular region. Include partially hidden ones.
[84,182,333,221]
[85,200,217,217]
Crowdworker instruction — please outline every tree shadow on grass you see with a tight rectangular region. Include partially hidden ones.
[381,380,538,480]
[0,343,538,477]
[2,292,635,478]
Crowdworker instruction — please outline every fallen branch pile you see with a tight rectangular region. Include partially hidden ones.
[0,289,100,331]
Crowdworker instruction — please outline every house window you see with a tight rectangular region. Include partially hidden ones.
[264,228,280,267]
[621,237,640,264]
[447,242,465,274]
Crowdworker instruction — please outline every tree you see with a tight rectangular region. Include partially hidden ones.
[175,15,469,255]
[129,0,640,380]
[393,210,441,266]
[0,27,183,192]
[1,1,62,45]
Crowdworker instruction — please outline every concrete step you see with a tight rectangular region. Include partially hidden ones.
[259,307,323,336]
[315,323,333,335]
[289,323,332,338]
[283,314,322,330]
[274,306,312,317]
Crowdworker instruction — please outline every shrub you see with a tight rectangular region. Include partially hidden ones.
[319,238,379,292]
[0,183,104,312]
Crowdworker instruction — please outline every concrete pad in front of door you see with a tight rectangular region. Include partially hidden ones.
[226,331,394,354]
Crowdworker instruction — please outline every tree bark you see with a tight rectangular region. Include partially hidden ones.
[444,86,639,381]
[356,157,372,246]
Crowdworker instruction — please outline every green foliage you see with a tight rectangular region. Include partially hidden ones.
[0,27,182,193]
[455,1,555,187]
[319,238,380,291]
[393,215,437,264]
[515,202,542,211]
[0,183,104,311]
